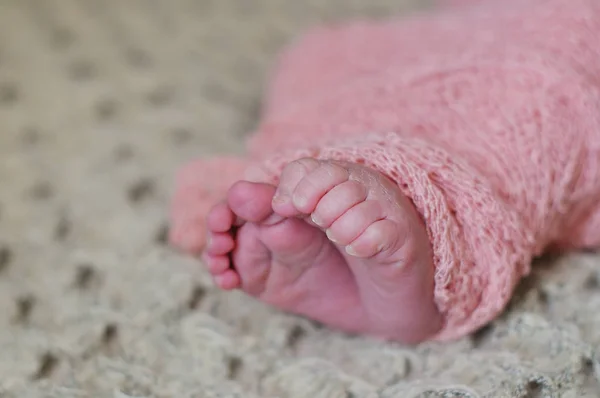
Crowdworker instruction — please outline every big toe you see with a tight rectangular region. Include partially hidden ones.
[227,181,278,222]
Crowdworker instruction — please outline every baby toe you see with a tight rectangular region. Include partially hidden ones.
[345,219,400,258]
[202,253,232,275]
[228,181,277,222]
[311,180,367,228]
[213,269,241,290]
[291,162,350,214]
[205,232,235,255]
[206,202,235,233]
[326,200,384,246]
[272,158,321,215]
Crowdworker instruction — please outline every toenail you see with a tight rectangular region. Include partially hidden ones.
[292,193,308,208]
[325,229,339,243]
[311,213,323,226]
[345,245,359,257]
[272,193,287,205]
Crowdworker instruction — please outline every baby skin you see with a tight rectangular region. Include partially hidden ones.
[204,158,442,343]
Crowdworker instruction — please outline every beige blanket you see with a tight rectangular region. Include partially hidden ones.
[0,0,598,396]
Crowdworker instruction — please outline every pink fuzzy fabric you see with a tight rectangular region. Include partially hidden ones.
[169,0,600,341]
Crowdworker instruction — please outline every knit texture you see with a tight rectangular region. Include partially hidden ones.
[169,0,600,341]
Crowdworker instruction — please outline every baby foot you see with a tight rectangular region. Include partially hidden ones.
[204,158,443,343]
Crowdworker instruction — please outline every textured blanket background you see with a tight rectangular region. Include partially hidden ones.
[0,0,599,397]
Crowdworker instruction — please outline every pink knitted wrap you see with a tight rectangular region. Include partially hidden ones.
[169,0,600,341]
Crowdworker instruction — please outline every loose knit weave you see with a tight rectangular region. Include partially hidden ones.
[169,0,600,341]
